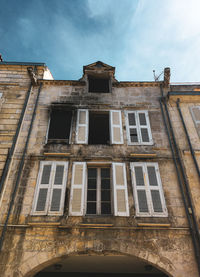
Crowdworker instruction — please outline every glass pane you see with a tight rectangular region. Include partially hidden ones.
[147,167,158,186]
[87,190,96,201]
[101,202,111,214]
[101,178,110,189]
[128,113,136,125]
[151,190,163,212]
[135,167,144,186]
[130,128,138,142]
[101,168,110,178]
[101,190,111,201]
[88,178,96,189]
[36,188,48,211]
[139,113,147,125]
[88,168,97,178]
[141,128,149,142]
[86,202,96,214]
[41,165,51,184]
[137,190,148,212]
[50,189,61,211]
[54,165,64,185]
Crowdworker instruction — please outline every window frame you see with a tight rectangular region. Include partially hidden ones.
[130,162,168,217]
[69,161,129,217]
[31,161,68,216]
[75,109,124,145]
[190,106,200,138]
[87,74,112,94]
[85,166,113,216]
[125,110,153,145]
[46,109,73,144]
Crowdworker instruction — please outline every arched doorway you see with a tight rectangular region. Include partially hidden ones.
[34,255,168,277]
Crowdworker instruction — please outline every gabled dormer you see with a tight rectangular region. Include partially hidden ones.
[81,61,117,93]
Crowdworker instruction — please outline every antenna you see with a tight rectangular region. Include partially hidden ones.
[153,70,164,82]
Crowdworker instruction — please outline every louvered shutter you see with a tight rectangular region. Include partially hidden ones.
[110,110,124,144]
[33,162,53,215]
[131,163,150,215]
[126,111,139,144]
[69,162,86,216]
[48,162,68,215]
[131,162,167,217]
[76,109,88,144]
[112,163,129,216]
[146,164,167,215]
[137,111,153,144]
[191,106,200,137]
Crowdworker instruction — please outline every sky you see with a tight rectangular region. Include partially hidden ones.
[0,0,200,82]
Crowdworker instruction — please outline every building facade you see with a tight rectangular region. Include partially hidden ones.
[0,61,199,276]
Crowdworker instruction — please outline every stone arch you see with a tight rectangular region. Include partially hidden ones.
[18,239,176,277]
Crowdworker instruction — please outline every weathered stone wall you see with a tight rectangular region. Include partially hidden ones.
[0,76,199,276]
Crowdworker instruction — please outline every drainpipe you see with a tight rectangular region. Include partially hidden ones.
[0,83,33,194]
[163,99,200,243]
[0,78,43,252]
[176,99,200,179]
[159,94,200,274]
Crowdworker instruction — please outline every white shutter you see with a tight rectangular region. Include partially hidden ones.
[137,111,153,144]
[110,110,123,144]
[32,161,53,215]
[131,163,150,216]
[131,162,167,217]
[125,111,153,145]
[191,106,200,137]
[76,109,88,144]
[69,162,86,216]
[48,162,68,215]
[146,163,167,216]
[112,163,129,216]
[125,111,139,144]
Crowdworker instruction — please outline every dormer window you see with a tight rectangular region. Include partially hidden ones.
[88,75,110,93]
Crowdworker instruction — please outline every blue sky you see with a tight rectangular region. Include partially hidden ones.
[1,0,200,82]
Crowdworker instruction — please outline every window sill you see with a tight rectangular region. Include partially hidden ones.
[47,139,70,144]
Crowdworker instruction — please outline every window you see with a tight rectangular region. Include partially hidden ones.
[89,112,109,144]
[88,75,110,93]
[130,162,167,217]
[190,106,200,138]
[69,162,129,216]
[47,110,72,142]
[76,109,123,145]
[32,161,68,215]
[87,167,111,215]
[125,111,153,145]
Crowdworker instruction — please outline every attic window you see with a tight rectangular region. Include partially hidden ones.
[88,75,110,93]
[48,110,72,142]
[89,112,109,144]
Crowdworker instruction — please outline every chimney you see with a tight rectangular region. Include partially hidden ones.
[163,67,170,87]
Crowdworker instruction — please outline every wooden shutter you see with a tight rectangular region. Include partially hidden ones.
[131,162,167,217]
[48,162,68,215]
[126,111,153,145]
[76,109,88,144]
[112,163,129,216]
[191,106,200,137]
[126,111,139,144]
[137,111,152,144]
[146,163,167,216]
[110,110,123,144]
[32,161,68,215]
[32,162,53,215]
[69,162,86,216]
[131,163,150,216]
